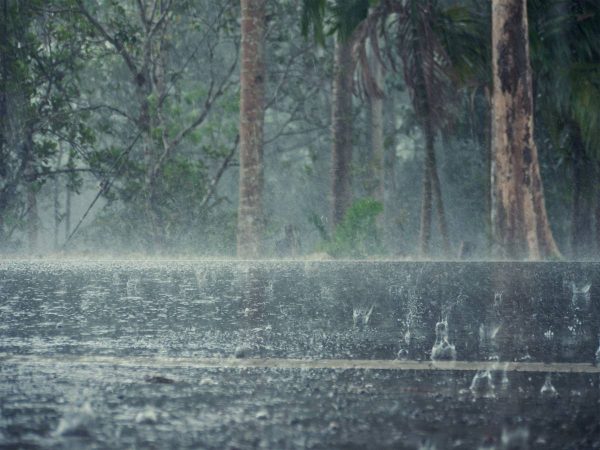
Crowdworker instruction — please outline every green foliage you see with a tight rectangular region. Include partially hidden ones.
[301,0,369,44]
[321,198,383,258]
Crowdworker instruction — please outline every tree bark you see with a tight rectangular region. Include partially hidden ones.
[0,0,9,242]
[27,186,37,254]
[383,94,399,253]
[331,36,354,228]
[237,0,266,258]
[414,19,450,257]
[64,151,72,243]
[491,0,560,259]
[595,161,600,256]
[367,54,384,202]
[418,127,433,256]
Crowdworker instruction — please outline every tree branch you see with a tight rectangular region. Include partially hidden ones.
[198,134,239,210]
[154,48,239,170]
[76,0,139,77]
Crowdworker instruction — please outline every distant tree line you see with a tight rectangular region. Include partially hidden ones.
[0,0,599,260]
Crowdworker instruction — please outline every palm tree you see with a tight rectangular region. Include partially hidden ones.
[330,35,354,227]
[237,0,266,258]
[302,0,367,229]
[305,0,462,255]
[355,0,468,256]
[530,0,600,258]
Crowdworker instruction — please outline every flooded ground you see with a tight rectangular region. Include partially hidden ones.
[1,260,599,449]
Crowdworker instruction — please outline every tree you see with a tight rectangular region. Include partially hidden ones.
[302,0,368,231]
[75,0,239,251]
[529,0,600,258]
[355,0,461,256]
[490,0,560,259]
[237,0,266,257]
[330,36,354,228]
[0,0,91,251]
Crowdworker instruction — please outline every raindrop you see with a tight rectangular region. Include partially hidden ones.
[595,337,600,366]
[540,374,558,399]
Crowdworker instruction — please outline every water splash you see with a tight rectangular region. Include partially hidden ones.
[430,320,456,361]
[135,406,159,424]
[540,374,558,399]
[479,323,500,361]
[126,276,140,297]
[470,370,495,399]
[500,362,510,390]
[352,304,374,329]
[54,401,94,437]
[493,291,503,309]
[501,426,529,450]
[570,282,591,310]
[563,282,592,359]
[417,439,437,450]
[397,327,411,359]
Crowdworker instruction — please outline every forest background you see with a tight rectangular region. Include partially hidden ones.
[0,0,598,260]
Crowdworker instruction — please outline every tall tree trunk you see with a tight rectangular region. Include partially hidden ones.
[24,129,37,254]
[27,186,37,254]
[0,0,8,242]
[484,87,493,256]
[64,182,71,243]
[418,126,433,256]
[383,94,399,254]
[237,0,266,258]
[367,55,384,202]
[64,151,72,243]
[419,120,450,257]
[331,36,354,228]
[595,160,600,256]
[491,0,560,259]
[570,122,593,259]
[53,176,60,250]
[414,23,450,257]
[430,148,450,255]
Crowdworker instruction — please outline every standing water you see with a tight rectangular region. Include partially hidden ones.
[1,260,600,449]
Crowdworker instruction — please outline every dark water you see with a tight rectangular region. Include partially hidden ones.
[1,260,599,449]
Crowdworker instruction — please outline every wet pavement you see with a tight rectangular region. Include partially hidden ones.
[1,260,599,449]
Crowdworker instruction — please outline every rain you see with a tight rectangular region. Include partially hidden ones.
[1,0,600,449]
